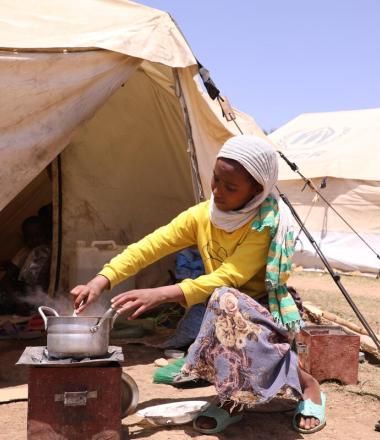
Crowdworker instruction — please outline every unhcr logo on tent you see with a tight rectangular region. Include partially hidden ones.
[280,126,350,160]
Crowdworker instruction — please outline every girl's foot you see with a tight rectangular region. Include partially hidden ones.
[297,367,322,430]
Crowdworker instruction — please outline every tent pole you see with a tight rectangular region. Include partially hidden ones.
[55,155,63,293]
[173,69,205,203]
[278,189,380,351]
[48,156,63,297]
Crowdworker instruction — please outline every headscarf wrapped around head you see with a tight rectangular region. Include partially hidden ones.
[210,134,279,232]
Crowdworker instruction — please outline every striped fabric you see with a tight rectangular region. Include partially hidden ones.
[252,196,302,331]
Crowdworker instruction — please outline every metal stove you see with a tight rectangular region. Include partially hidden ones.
[17,346,136,440]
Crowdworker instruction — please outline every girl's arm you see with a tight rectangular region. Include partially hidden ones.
[110,284,185,319]
[99,205,199,288]
[71,204,201,311]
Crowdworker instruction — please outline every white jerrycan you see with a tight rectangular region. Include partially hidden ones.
[70,240,135,314]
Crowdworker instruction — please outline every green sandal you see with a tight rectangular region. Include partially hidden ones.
[292,392,327,434]
[193,404,243,434]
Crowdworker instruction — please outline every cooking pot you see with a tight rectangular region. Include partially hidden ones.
[38,306,118,359]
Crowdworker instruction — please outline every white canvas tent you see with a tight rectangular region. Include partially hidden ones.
[270,108,380,275]
[0,0,266,295]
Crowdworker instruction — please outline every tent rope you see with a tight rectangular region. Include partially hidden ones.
[294,190,322,246]
[232,118,244,135]
[277,150,380,278]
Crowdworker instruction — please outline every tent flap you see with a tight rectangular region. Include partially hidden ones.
[0,50,141,211]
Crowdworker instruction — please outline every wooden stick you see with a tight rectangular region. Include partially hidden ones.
[322,310,367,335]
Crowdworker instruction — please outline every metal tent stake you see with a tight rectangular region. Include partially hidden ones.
[279,191,380,351]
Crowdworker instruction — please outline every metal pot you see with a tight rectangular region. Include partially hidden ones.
[38,306,117,359]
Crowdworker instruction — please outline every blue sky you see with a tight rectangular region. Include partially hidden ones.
[139,0,380,132]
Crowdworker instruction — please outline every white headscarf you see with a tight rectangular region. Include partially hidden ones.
[210,135,279,232]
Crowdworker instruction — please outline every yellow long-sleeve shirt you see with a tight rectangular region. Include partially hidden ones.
[99,200,271,307]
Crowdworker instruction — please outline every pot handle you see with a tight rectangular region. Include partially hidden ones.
[90,307,119,333]
[91,240,117,250]
[38,306,60,330]
[111,310,120,329]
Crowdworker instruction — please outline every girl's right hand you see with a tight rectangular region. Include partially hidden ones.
[70,275,110,313]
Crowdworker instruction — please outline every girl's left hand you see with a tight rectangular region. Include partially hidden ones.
[110,285,185,319]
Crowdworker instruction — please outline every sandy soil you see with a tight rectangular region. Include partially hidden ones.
[289,271,380,333]
[0,272,379,440]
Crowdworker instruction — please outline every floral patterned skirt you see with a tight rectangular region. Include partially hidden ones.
[182,287,302,408]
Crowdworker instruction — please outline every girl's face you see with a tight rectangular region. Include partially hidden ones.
[211,158,263,212]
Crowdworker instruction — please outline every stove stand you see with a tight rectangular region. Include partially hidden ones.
[18,346,126,440]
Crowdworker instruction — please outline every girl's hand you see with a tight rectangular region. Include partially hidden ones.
[70,275,110,313]
[111,285,185,319]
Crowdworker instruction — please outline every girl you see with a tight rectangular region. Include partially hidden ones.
[71,135,326,435]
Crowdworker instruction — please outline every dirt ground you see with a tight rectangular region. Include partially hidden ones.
[0,272,379,440]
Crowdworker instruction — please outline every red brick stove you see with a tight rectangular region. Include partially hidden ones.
[17,346,133,440]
